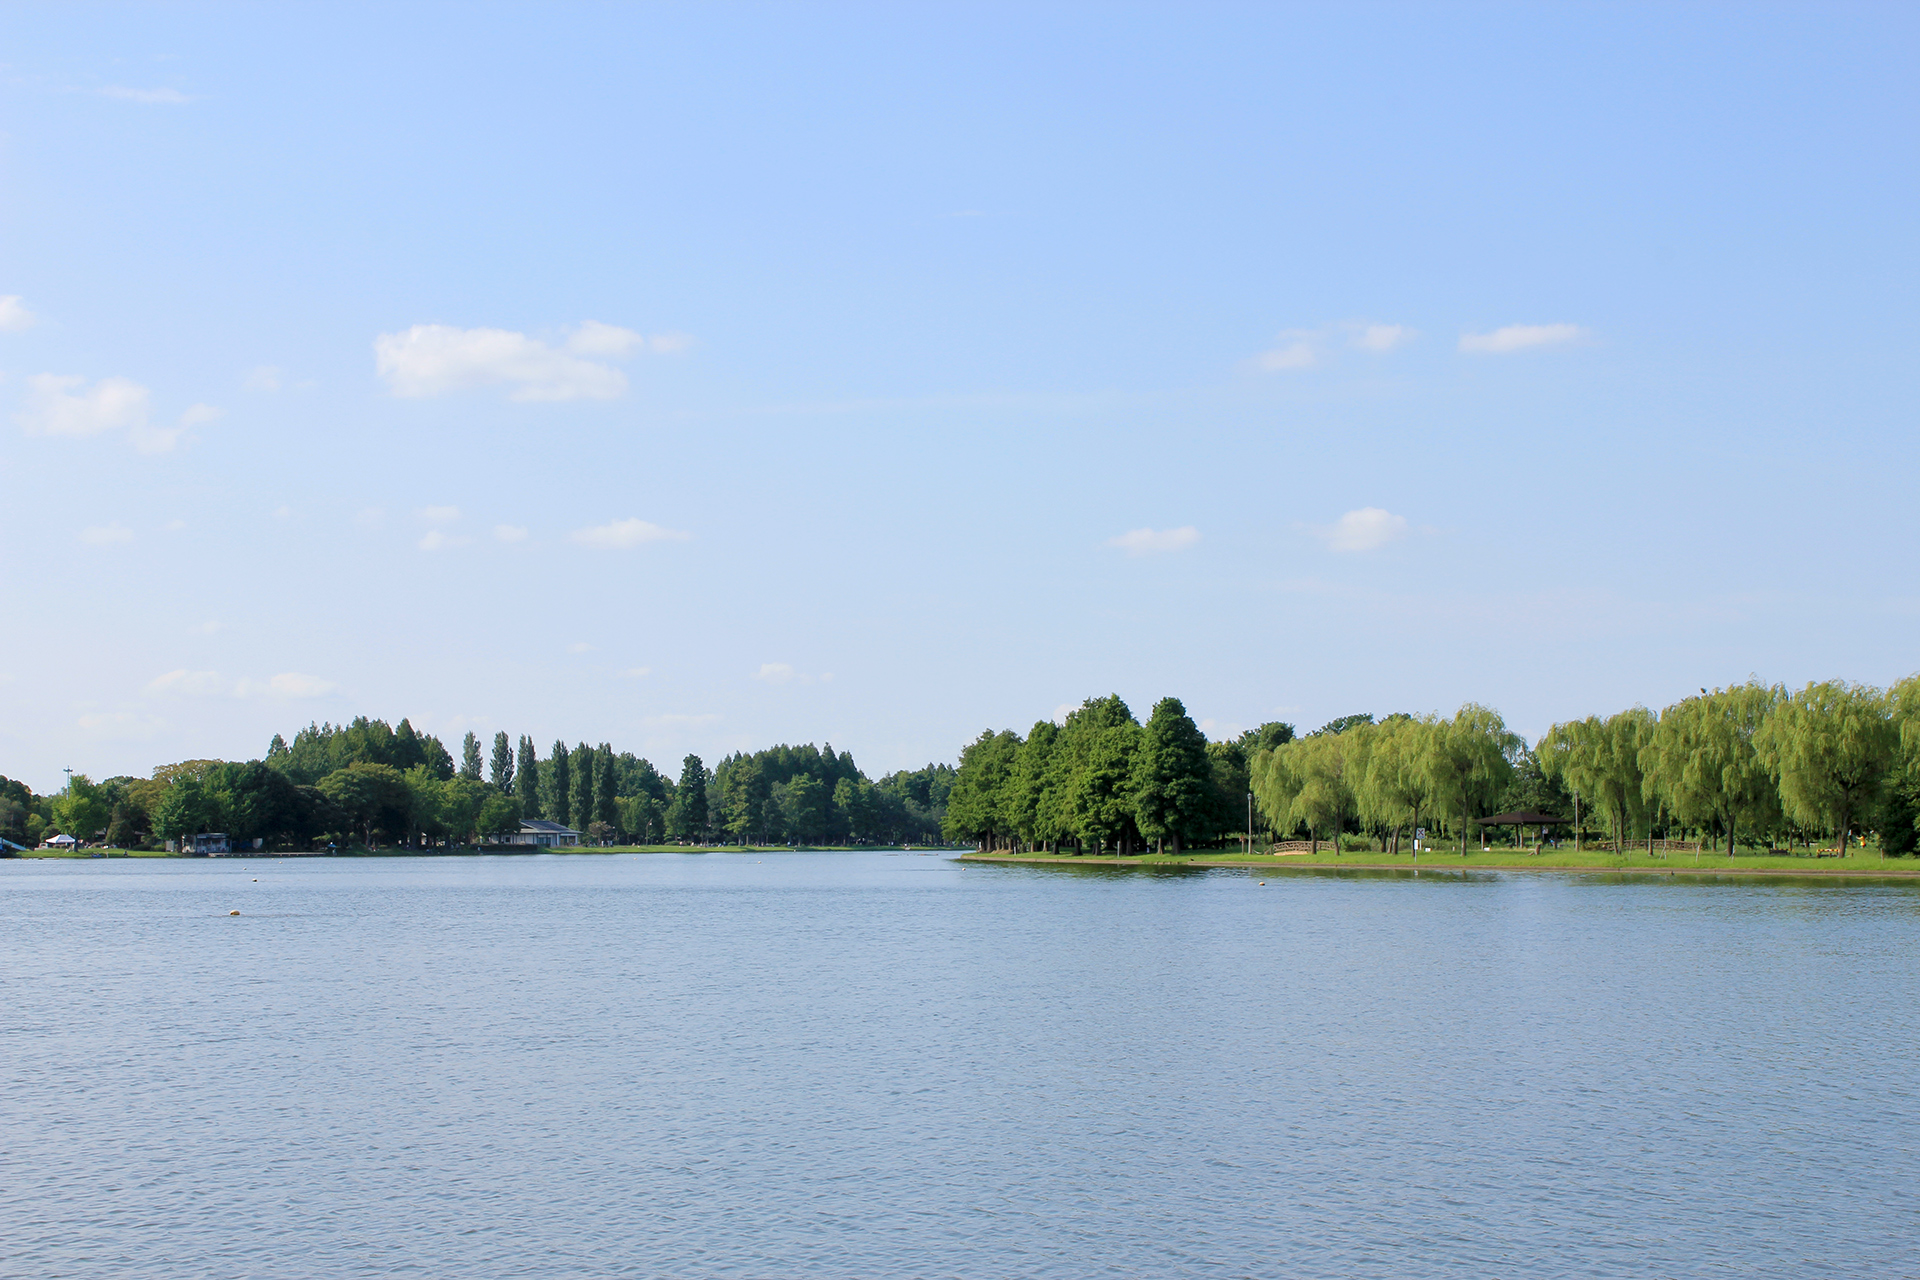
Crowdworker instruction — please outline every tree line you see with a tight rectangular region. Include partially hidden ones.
[4,715,953,852]
[944,678,1920,857]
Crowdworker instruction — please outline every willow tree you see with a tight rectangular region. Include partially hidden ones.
[1540,708,1653,852]
[1252,731,1355,854]
[1358,715,1433,854]
[1756,680,1896,854]
[1640,681,1779,857]
[1418,703,1520,856]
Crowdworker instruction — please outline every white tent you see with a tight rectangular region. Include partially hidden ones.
[44,833,77,847]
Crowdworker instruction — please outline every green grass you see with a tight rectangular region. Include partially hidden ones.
[961,845,1920,875]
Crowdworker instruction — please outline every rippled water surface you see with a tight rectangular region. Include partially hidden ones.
[4,852,1918,1277]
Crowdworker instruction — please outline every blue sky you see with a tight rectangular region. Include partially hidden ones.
[3,3,1916,792]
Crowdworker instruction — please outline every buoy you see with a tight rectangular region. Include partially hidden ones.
[252,878,258,882]
[229,910,240,916]
[1258,882,1266,886]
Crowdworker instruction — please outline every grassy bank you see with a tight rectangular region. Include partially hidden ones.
[959,846,1920,876]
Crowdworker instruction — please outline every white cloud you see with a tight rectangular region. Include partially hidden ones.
[1317,507,1408,552]
[1198,718,1245,741]
[99,86,193,104]
[245,366,282,392]
[567,642,596,654]
[17,374,149,437]
[147,669,227,697]
[494,524,529,543]
[1254,332,1321,371]
[374,320,683,401]
[354,508,385,529]
[755,663,797,684]
[15,374,204,452]
[264,672,337,698]
[1458,323,1586,354]
[418,529,470,551]
[1052,704,1077,726]
[1351,323,1416,352]
[78,522,133,546]
[1108,526,1201,556]
[643,712,721,728]
[566,320,647,356]
[418,505,461,525]
[569,517,691,549]
[620,667,651,678]
[163,519,188,532]
[0,296,36,332]
[647,332,693,354]
[273,505,294,520]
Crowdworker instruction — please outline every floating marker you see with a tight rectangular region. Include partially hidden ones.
[229,910,240,916]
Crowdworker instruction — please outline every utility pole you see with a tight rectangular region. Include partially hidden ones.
[63,767,73,796]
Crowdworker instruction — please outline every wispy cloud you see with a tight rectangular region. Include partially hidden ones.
[494,524,529,543]
[1458,323,1585,354]
[0,296,37,332]
[570,517,691,549]
[417,530,470,551]
[1252,320,1417,370]
[754,663,797,684]
[1315,507,1408,552]
[15,374,207,452]
[1351,323,1417,352]
[245,366,282,392]
[79,522,134,546]
[1253,331,1321,372]
[620,667,651,679]
[418,505,461,525]
[1108,526,1201,556]
[374,320,687,401]
[99,86,193,105]
[17,374,148,437]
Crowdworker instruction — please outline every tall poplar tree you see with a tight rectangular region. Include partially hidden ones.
[546,739,571,826]
[515,737,539,819]
[460,732,483,781]
[596,744,619,832]
[570,743,595,834]
[490,732,514,790]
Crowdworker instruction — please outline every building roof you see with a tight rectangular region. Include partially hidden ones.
[518,819,581,835]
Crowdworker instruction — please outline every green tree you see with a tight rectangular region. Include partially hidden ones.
[1004,721,1060,851]
[1757,680,1897,854]
[490,731,515,790]
[943,728,1021,849]
[781,773,829,843]
[460,732,484,781]
[569,742,595,835]
[1252,731,1355,854]
[1356,715,1434,854]
[665,754,707,841]
[596,744,619,833]
[545,739,571,826]
[1418,703,1520,856]
[1540,708,1654,852]
[51,775,112,842]
[516,737,540,818]
[1131,696,1214,853]
[1640,682,1782,857]
[478,791,521,839]
[152,776,220,844]
[315,763,412,849]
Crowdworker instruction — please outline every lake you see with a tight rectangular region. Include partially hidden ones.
[3,852,1916,1277]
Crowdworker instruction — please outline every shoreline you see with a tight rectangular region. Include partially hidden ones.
[957,852,1920,879]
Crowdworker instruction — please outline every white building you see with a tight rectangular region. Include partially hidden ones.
[501,819,581,848]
